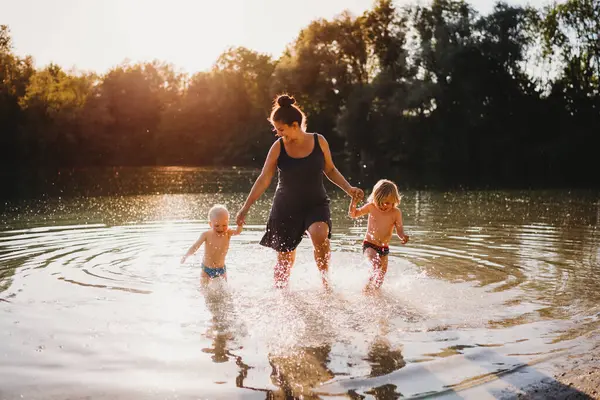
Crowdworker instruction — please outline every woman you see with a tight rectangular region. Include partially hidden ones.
[236,94,363,289]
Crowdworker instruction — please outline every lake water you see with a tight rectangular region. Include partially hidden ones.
[1,167,599,399]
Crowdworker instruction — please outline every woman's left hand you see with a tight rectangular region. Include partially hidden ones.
[235,206,249,226]
[348,186,364,201]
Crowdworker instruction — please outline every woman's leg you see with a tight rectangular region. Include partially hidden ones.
[275,250,296,288]
[307,222,331,289]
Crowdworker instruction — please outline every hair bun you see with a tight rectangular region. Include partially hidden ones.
[277,95,296,108]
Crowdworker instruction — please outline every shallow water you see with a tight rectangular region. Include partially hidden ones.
[0,167,599,399]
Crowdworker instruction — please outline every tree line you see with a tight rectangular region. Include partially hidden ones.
[1,0,598,188]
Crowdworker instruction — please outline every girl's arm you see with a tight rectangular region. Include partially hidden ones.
[394,209,409,244]
[181,232,207,264]
[349,196,371,219]
[318,135,363,199]
[236,141,280,226]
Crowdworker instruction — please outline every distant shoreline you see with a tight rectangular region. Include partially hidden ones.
[2,165,600,192]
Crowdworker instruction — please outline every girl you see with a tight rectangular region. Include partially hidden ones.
[349,179,409,292]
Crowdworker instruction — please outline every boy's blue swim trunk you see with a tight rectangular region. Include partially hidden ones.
[202,264,226,278]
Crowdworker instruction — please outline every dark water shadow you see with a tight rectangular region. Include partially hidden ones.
[267,344,334,399]
[365,335,406,379]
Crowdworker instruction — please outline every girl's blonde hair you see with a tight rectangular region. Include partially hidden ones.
[368,179,401,207]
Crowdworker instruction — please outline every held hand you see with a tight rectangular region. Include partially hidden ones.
[234,223,243,235]
[236,207,249,226]
[349,187,364,201]
[399,234,409,244]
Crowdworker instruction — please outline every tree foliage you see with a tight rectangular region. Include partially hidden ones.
[1,0,599,188]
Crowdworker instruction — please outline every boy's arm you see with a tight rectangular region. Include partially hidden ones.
[228,224,243,236]
[394,209,409,244]
[348,197,371,219]
[181,232,207,264]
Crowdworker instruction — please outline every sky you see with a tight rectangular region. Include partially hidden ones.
[4,0,551,74]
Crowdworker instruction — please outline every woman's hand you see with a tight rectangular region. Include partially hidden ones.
[348,186,364,201]
[236,206,249,226]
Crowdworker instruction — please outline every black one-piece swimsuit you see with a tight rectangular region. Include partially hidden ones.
[259,133,332,252]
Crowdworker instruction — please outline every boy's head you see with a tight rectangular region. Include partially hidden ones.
[208,204,229,234]
[368,179,401,211]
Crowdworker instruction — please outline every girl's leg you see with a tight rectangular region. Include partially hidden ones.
[307,222,331,289]
[372,255,388,289]
[275,250,296,288]
[363,248,382,293]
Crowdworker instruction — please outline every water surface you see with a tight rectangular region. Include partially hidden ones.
[1,167,599,399]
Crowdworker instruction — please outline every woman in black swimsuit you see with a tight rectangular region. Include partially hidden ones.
[236,95,363,289]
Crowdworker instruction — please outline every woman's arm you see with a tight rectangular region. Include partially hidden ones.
[235,140,280,226]
[318,135,363,199]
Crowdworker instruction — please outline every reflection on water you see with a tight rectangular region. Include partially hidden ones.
[365,321,406,378]
[0,167,599,398]
[202,285,235,364]
[269,344,334,399]
[202,285,256,391]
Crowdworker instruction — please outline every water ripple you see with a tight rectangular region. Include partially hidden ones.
[0,188,598,398]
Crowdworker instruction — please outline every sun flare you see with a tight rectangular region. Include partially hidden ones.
[115,0,246,73]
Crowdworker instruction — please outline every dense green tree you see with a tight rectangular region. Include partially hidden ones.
[19,65,95,165]
[0,25,34,166]
[0,0,599,188]
[539,0,600,182]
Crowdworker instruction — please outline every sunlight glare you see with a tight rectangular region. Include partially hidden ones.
[116,0,246,72]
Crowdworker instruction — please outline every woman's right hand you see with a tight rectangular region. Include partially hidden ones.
[349,186,364,201]
[236,206,249,226]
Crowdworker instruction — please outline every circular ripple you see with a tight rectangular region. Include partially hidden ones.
[0,203,598,398]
